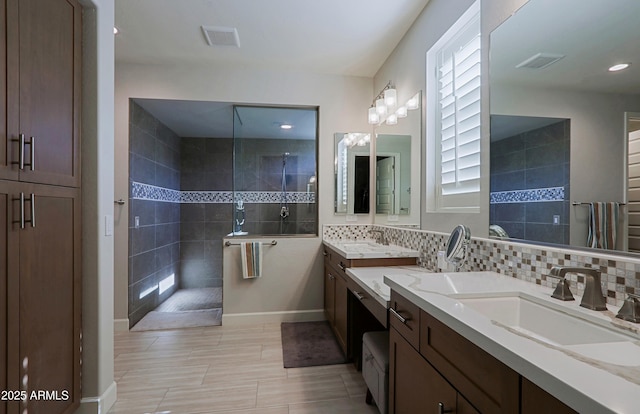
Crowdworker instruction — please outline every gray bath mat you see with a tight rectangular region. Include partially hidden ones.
[281,321,347,368]
[131,309,222,331]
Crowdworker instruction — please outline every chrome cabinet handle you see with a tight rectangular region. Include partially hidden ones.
[438,402,453,414]
[352,290,365,301]
[14,193,25,229]
[389,307,408,324]
[25,136,34,171]
[11,134,25,170]
[328,273,335,281]
[28,194,35,227]
[338,262,346,271]
[322,250,327,256]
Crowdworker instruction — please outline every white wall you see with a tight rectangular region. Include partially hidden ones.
[222,237,325,324]
[372,0,531,237]
[78,0,117,412]
[113,63,373,322]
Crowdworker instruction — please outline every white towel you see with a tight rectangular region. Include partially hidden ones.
[240,242,262,279]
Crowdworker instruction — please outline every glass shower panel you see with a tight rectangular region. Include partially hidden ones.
[232,105,318,235]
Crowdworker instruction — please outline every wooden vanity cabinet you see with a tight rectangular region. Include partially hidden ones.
[389,291,575,414]
[521,378,577,414]
[389,326,479,414]
[322,245,416,359]
[324,263,348,353]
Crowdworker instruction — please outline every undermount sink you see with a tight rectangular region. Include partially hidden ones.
[458,295,635,346]
[326,240,419,259]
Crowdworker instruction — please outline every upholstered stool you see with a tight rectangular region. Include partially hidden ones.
[362,331,389,414]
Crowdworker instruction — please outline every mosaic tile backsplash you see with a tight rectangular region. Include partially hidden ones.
[323,224,640,307]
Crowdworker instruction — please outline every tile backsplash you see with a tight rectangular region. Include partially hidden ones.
[323,224,640,307]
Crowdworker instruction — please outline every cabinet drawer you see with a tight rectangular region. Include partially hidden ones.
[419,310,519,414]
[389,291,420,350]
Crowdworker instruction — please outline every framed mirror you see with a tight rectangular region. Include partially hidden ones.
[334,132,371,214]
[489,0,640,253]
[374,91,422,226]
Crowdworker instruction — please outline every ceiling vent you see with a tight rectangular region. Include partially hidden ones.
[516,53,565,69]
[201,26,240,48]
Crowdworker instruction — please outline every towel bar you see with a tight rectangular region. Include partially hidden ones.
[572,202,626,206]
[224,240,277,247]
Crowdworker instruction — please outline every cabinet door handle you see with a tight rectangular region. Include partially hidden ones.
[14,193,25,229]
[352,290,365,301]
[328,273,335,281]
[338,262,346,271]
[27,194,35,228]
[25,136,35,171]
[389,307,408,324]
[438,402,454,414]
[11,134,25,170]
[322,251,328,256]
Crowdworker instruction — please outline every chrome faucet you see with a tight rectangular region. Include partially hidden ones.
[548,266,607,311]
[370,229,388,245]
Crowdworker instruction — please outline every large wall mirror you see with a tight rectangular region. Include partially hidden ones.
[334,132,371,214]
[490,0,640,253]
[374,91,422,226]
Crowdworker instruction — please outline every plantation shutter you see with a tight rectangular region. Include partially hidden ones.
[437,23,481,197]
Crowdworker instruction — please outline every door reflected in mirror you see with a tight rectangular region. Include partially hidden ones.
[373,90,421,226]
[375,134,411,215]
[334,132,371,214]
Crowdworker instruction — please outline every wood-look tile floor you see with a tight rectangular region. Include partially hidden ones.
[109,323,380,414]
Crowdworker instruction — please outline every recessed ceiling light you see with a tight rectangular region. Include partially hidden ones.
[280,124,293,130]
[113,26,119,35]
[609,63,630,72]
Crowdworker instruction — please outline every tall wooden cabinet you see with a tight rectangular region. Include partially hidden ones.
[1,1,82,413]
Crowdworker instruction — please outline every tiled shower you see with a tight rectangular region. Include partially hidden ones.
[128,101,318,327]
[490,118,570,244]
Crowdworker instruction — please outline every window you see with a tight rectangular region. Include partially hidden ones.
[426,1,481,211]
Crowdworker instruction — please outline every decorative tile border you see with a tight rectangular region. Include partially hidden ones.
[490,186,565,204]
[131,181,315,204]
[131,182,181,203]
[323,224,640,307]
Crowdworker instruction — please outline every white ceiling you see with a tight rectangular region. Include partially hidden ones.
[115,0,429,77]
[116,0,429,138]
[490,0,640,95]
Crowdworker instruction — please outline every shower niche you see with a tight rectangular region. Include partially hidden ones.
[232,105,318,236]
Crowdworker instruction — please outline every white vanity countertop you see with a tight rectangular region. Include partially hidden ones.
[345,266,428,306]
[384,271,640,414]
[323,239,420,259]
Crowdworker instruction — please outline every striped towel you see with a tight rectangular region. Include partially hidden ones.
[240,242,262,279]
[587,202,619,249]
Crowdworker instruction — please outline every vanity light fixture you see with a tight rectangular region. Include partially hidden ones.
[367,82,419,125]
[343,132,370,148]
[384,87,397,107]
[406,92,420,110]
[609,63,631,72]
[368,106,380,124]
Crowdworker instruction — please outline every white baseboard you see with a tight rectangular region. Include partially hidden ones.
[77,381,117,414]
[113,318,129,332]
[221,309,325,325]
